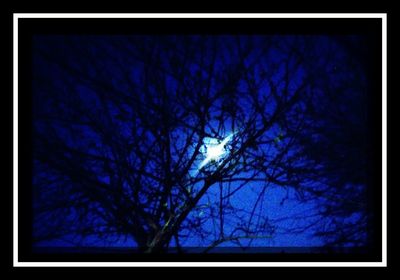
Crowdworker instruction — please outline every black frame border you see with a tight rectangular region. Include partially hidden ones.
[16,15,384,264]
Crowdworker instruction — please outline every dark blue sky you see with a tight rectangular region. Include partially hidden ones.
[32,35,369,251]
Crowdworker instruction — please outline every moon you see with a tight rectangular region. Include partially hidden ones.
[198,133,235,170]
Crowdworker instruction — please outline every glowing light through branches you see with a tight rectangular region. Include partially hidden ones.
[198,133,235,170]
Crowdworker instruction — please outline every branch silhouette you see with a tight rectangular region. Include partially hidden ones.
[32,35,370,252]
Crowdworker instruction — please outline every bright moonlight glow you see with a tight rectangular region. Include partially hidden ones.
[207,144,225,159]
[198,133,235,170]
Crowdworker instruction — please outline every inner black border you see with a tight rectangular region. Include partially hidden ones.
[17,17,383,263]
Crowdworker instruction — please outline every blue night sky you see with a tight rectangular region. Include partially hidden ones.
[32,34,370,252]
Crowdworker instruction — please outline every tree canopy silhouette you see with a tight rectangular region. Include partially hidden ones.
[32,35,371,252]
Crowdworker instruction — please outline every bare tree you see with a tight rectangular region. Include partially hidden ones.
[32,35,370,252]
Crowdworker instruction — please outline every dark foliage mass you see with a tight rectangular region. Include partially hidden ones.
[32,35,370,252]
